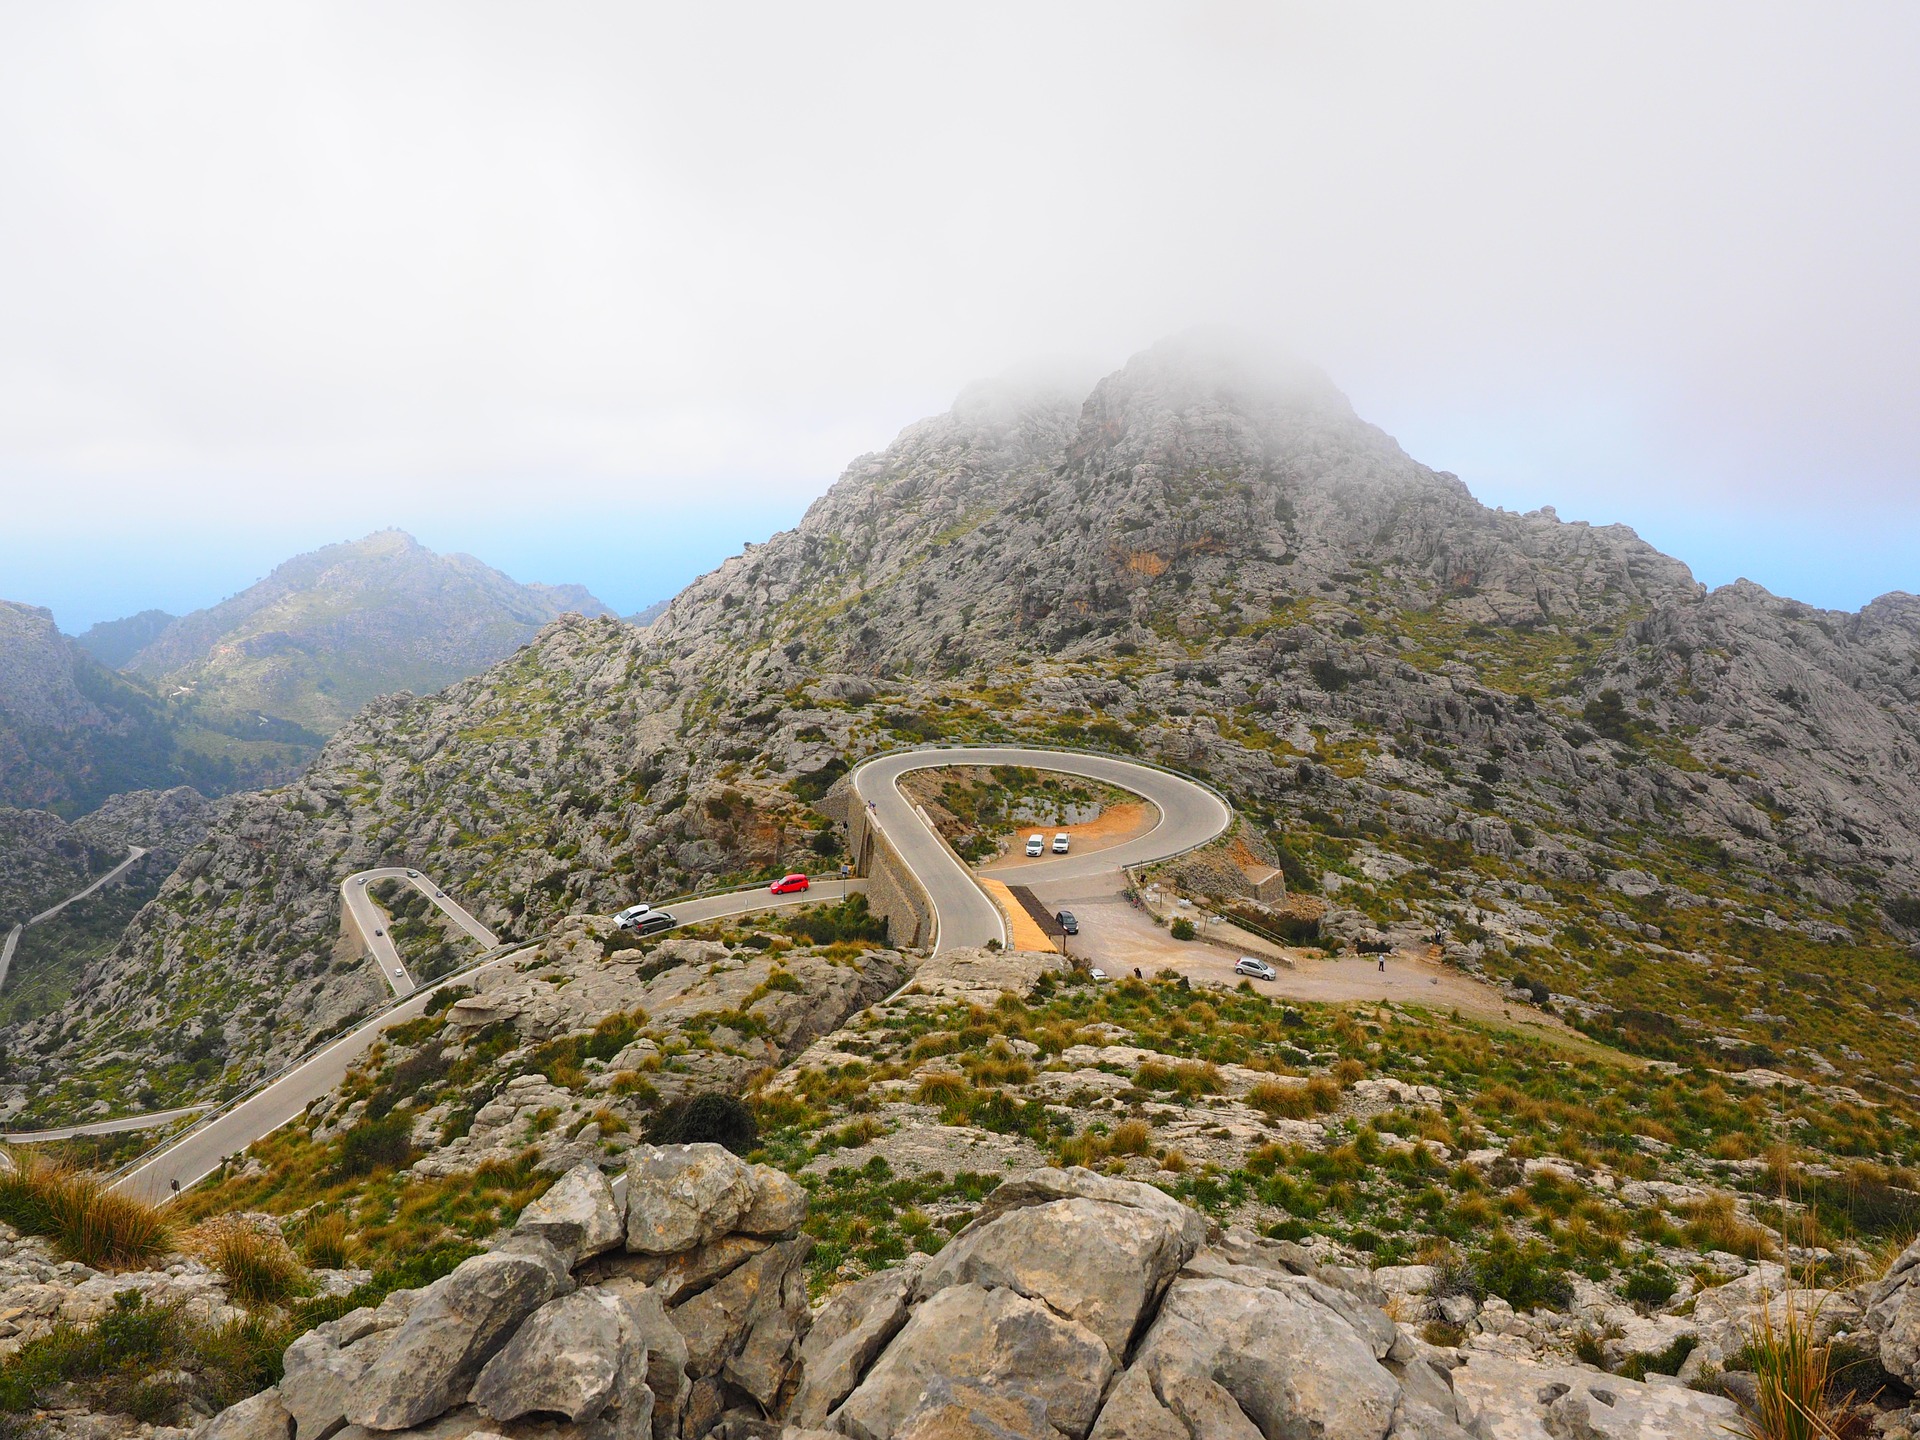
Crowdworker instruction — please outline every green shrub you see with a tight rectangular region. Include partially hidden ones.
[1623,1267,1677,1308]
[648,1094,758,1154]
[1170,918,1196,941]
[334,1115,415,1178]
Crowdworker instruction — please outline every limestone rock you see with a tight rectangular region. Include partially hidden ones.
[1449,1354,1738,1439]
[915,1195,1192,1358]
[512,1162,624,1267]
[739,1167,809,1238]
[1867,1235,1920,1385]
[788,1256,928,1429]
[833,1283,1114,1440]
[193,1387,293,1440]
[671,1236,813,1409]
[470,1290,623,1424]
[1095,1271,1402,1440]
[626,1145,759,1255]
[343,1248,565,1430]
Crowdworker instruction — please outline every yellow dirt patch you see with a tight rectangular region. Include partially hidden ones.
[977,877,1058,954]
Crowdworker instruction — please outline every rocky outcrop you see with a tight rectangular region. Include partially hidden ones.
[198,1160,1785,1440]
[219,1149,814,1440]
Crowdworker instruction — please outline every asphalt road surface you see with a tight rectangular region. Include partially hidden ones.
[3,1104,211,1144]
[0,846,148,996]
[341,868,503,997]
[852,747,1231,953]
[111,875,865,1201]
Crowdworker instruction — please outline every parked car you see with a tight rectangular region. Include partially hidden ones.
[1056,910,1079,935]
[1234,956,1278,981]
[770,873,810,895]
[1088,967,1109,981]
[1053,833,1070,854]
[1025,834,1045,857]
[614,903,653,929]
[636,911,675,936]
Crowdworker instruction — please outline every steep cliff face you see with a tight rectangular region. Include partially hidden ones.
[0,602,187,816]
[8,337,1918,1120]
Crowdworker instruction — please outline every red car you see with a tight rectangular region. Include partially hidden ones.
[770,873,810,895]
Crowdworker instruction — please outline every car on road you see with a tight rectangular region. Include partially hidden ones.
[393,968,404,978]
[1056,910,1079,935]
[1088,966,1109,981]
[614,904,653,929]
[374,928,384,937]
[635,911,675,936]
[770,873,810,895]
[1025,834,1045,857]
[1053,833,1070,854]
[1234,957,1278,981]
[407,869,418,877]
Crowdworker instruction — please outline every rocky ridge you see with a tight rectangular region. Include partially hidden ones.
[8,335,1920,1127]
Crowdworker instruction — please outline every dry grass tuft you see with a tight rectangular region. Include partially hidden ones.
[0,1147,172,1271]
[1732,1289,1863,1440]
[297,1211,356,1270]
[181,1216,310,1307]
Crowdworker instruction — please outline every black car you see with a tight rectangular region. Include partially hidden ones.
[1056,910,1079,935]
[636,910,676,936]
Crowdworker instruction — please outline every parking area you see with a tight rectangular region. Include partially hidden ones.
[1023,869,1575,1036]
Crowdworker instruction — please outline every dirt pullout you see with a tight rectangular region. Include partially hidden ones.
[978,801,1159,872]
[1030,872,1586,1048]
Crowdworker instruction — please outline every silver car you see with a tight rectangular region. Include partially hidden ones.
[1234,956,1278,981]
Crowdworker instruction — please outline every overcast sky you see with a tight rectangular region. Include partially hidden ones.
[1,2,1915,629]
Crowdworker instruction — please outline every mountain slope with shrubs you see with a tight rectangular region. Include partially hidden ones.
[6,334,1919,1129]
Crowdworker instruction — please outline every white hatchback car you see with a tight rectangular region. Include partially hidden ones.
[1234,956,1279,981]
[613,903,652,929]
[1025,834,1045,857]
[1052,833,1070,854]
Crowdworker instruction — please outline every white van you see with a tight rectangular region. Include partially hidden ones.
[1025,834,1045,857]
[1053,833,1070,854]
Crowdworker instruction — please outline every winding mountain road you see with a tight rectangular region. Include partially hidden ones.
[853,747,1231,952]
[105,746,1227,1203]
[342,868,502,997]
[0,846,148,997]
[110,873,866,1202]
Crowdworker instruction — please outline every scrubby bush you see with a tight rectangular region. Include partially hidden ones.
[1170,918,1196,941]
[1622,1266,1677,1309]
[648,1093,758,1154]
[334,1115,415,1178]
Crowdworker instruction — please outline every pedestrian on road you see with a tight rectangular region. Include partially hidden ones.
[1378,957,1385,973]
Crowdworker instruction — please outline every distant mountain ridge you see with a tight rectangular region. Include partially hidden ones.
[115,529,614,734]
[74,608,176,669]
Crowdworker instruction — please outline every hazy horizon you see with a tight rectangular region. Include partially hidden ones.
[1,4,1915,629]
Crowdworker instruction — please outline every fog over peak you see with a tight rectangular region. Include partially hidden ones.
[0,3,1913,625]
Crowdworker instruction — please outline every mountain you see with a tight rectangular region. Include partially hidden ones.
[0,601,192,816]
[6,336,1919,1123]
[73,607,176,669]
[118,529,616,736]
